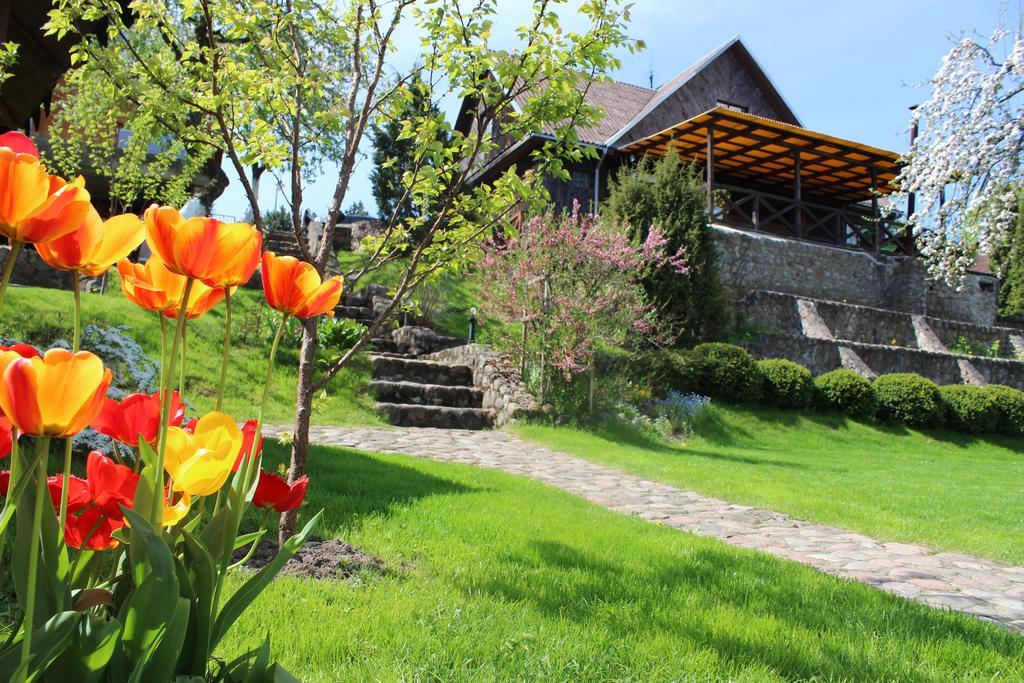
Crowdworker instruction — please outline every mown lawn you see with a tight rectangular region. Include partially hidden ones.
[217,441,1024,681]
[516,405,1024,565]
[0,281,381,426]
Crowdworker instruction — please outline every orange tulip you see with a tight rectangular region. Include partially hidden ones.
[118,256,226,318]
[0,140,92,244]
[144,204,260,282]
[201,226,262,289]
[0,348,111,437]
[35,207,144,277]
[261,251,343,319]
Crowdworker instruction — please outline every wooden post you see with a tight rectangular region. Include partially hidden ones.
[905,112,919,255]
[870,165,880,254]
[793,152,802,239]
[705,122,715,220]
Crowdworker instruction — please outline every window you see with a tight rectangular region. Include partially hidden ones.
[716,98,749,114]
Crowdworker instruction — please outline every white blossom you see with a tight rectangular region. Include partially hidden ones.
[891,26,1023,285]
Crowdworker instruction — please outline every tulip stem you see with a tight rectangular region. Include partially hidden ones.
[216,288,232,412]
[227,509,270,571]
[159,315,167,390]
[71,271,81,352]
[154,279,194,526]
[15,437,50,683]
[179,325,187,399]
[0,240,23,308]
[245,315,288,494]
[58,274,83,541]
[58,439,73,537]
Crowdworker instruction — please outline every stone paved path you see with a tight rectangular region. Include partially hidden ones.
[266,424,1024,632]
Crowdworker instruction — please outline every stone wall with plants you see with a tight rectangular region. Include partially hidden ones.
[425,344,541,426]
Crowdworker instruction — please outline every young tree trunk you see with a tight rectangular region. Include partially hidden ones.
[280,317,318,543]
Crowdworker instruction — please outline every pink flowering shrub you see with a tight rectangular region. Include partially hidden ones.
[479,203,686,399]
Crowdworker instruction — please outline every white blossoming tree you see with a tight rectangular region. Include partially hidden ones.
[893,25,1023,284]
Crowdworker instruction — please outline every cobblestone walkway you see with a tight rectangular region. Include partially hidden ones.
[266,424,1024,632]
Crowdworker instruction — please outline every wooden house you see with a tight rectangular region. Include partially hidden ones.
[455,36,910,257]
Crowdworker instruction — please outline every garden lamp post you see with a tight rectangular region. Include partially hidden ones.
[468,307,477,344]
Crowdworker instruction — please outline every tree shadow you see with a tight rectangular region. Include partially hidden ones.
[462,538,1023,681]
[261,442,477,532]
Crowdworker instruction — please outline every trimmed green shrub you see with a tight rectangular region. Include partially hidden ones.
[873,373,944,427]
[939,385,1001,433]
[985,384,1024,435]
[813,369,877,419]
[757,359,813,408]
[692,342,763,403]
[632,349,708,396]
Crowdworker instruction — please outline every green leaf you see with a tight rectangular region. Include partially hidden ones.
[210,510,322,650]
[233,529,266,551]
[198,505,233,564]
[182,531,216,676]
[114,570,180,680]
[122,507,175,588]
[129,596,190,683]
[13,451,70,627]
[46,613,121,683]
[0,610,80,680]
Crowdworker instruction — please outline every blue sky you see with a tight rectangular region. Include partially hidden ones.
[212,0,1014,220]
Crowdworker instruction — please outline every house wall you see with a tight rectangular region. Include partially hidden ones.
[713,224,999,326]
[618,47,797,146]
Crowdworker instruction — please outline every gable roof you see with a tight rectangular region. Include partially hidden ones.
[516,78,656,146]
[607,36,800,146]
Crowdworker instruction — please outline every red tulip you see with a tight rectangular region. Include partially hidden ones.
[0,131,38,158]
[0,417,11,459]
[0,470,9,496]
[92,390,185,447]
[252,469,308,513]
[86,451,139,520]
[233,419,262,472]
[47,475,90,514]
[65,507,123,551]
[0,344,41,359]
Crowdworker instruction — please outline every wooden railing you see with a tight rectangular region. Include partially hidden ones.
[713,183,910,256]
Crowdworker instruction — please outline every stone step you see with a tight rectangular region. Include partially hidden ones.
[369,337,398,353]
[369,380,483,408]
[375,403,493,430]
[371,356,474,386]
[335,304,374,320]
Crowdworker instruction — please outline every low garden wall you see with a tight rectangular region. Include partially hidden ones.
[743,333,1024,390]
[424,344,540,427]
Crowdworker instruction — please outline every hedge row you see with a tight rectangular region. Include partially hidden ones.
[630,343,1024,436]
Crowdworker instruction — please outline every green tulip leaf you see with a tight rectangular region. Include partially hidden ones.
[0,610,81,680]
[122,507,175,588]
[46,613,121,683]
[210,510,322,650]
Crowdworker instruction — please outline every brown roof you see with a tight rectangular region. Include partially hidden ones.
[516,78,656,145]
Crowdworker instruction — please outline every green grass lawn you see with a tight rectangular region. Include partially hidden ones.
[217,441,1024,681]
[0,281,381,426]
[516,405,1024,565]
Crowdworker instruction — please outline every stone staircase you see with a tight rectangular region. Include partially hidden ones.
[369,355,493,429]
[740,289,1024,390]
[332,284,493,429]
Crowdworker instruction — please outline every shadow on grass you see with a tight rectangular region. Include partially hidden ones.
[464,538,1022,681]
[262,442,476,532]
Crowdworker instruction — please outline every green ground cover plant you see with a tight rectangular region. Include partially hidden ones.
[218,440,1024,681]
[517,404,1024,564]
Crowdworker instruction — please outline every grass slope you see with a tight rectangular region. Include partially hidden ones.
[0,282,381,426]
[219,441,1024,681]
[517,405,1024,564]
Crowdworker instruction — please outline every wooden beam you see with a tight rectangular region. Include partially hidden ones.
[794,151,802,240]
[706,121,715,219]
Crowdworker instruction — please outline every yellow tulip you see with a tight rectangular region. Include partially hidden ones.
[164,412,241,496]
[163,491,191,526]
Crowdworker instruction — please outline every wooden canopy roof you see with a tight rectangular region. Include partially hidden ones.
[619,107,902,204]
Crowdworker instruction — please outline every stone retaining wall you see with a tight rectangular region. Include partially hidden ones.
[0,245,68,291]
[424,344,540,427]
[714,224,999,326]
